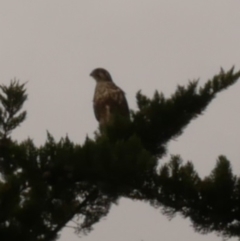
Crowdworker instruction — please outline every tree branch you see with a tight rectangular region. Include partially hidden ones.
[42,188,99,241]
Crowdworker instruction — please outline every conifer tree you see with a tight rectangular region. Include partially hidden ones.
[0,68,240,241]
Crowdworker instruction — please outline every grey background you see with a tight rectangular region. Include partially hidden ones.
[1,1,240,240]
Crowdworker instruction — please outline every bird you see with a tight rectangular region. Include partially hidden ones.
[90,68,129,128]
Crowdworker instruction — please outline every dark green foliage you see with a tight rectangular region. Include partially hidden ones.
[144,155,240,238]
[0,80,27,138]
[132,67,240,157]
[0,68,240,240]
[0,137,115,240]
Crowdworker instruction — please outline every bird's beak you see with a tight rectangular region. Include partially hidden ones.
[90,71,93,77]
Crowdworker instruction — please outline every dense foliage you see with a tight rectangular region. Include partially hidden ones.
[0,68,240,240]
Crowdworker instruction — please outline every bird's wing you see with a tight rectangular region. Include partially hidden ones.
[93,83,129,124]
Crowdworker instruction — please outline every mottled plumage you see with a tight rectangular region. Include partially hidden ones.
[90,68,129,127]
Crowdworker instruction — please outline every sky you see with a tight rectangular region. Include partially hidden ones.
[1,0,240,240]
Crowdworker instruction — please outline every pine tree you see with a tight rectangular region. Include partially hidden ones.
[0,68,240,241]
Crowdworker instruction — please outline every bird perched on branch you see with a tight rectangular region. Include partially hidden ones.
[90,68,129,128]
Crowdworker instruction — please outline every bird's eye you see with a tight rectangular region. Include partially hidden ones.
[99,71,106,79]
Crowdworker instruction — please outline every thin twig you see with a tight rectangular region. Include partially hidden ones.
[42,188,98,241]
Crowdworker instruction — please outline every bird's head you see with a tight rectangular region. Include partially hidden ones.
[90,68,113,82]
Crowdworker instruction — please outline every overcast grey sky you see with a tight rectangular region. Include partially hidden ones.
[1,1,240,240]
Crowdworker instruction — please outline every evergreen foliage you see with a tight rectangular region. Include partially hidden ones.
[0,68,240,240]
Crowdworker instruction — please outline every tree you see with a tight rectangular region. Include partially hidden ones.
[0,68,240,241]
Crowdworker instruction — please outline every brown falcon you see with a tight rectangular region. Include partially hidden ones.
[90,68,129,127]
